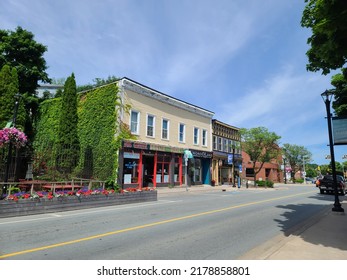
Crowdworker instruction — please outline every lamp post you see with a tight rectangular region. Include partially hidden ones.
[282,155,287,184]
[4,93,21,181]
[321,90,344,212]
[302,156,308,184]
[2,93,21,198]
[232,145,236,187]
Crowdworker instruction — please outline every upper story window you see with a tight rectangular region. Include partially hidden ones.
[202,129,207,146]
[228,140,233,153]
[147,114,155,137]
[213,135,217,150]
[130,111,139,135]
[179,123,185,143]
[162,119,169,140]
[223,139,228,152]
[194,127,199,145]
[218,137,222,151]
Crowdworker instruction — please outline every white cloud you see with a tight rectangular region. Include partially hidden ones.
[218,65,332,142]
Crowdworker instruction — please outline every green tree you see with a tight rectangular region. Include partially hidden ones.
[0,26,50,140]
[331,68,347,117]
[56,73,79,176]
[0,65,25,129]
[301,0,347,74]
[77,75,119,92]
[282,144,312,181]
[241,127,281,186]
[0,26,50,94]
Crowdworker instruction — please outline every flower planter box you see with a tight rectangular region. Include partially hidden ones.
[0,190,157,218]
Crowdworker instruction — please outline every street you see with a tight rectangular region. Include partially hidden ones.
[0,184,332,260]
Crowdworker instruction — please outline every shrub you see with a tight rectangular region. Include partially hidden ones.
[256,180,274,188]
[294,178,304,184]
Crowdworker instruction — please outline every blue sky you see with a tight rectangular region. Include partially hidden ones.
[1,0,346,165]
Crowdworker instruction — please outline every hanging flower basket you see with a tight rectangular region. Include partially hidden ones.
[0,127,28,148]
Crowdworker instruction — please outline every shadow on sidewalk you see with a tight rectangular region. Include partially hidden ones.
[273,194,347,252]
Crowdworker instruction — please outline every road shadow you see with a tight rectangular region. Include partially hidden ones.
[274,193,347,251]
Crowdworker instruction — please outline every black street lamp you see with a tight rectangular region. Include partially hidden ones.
[3,94,21,184]
[282,155,287,184]
[232,145,236,187]
[321,90,344,212]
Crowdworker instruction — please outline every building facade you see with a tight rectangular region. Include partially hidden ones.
[212,120,242,186]
[242,151,281,183]
[117,78,214,188]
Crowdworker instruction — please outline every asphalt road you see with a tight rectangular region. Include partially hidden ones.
[0,184,332,260]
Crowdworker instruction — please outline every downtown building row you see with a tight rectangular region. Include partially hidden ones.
[116,77,245,188]
[38,77,281,187]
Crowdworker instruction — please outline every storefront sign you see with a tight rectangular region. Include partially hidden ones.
[123,140,184,154]
[332,117,347,145]
[228,154,233,164]
[124,152,140,159]
[191,150,213,158]
[123,140,150,150]
[150,143,184,153]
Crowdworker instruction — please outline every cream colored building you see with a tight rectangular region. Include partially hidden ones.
[117,78,214,188]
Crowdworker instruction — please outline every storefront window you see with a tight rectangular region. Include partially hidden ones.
[156,154,171,183]
[246,168,255,177]
[123,153,140,184]
[192,159,202,182]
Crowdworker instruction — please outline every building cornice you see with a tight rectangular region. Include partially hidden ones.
[119,77,214,119]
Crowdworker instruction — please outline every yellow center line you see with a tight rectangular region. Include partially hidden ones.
[0,190,315,259]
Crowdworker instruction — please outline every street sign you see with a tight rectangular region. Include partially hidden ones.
[228,154,233,164]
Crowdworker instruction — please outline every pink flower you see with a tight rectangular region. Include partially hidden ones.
[0,127,27,148]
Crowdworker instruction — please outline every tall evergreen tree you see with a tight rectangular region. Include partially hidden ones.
[56,73,79,176]
[0,65,25,129]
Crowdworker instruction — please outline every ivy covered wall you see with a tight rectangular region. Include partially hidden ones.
[33,83,131,181]
[33,98,61,177]
[76,83,119,180]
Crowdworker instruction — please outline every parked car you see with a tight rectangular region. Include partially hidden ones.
[305,177,316,184]
[315,175,346,195]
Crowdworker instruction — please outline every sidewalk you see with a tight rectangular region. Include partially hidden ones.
[156,184,347,260]
[156,183,268,195]
[243,198,347,260]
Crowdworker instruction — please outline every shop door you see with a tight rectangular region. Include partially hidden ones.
[142,155,154,187]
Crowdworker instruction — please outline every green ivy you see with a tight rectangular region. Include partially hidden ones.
[33,82,134,181]
[76,83,118,180]
[32,98,61,178]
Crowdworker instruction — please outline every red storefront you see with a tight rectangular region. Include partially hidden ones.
[118,140,185,188]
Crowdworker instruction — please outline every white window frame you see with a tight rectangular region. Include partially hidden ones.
[223,138,228,152]
[146,114,155,138]
[179,123,185,143]
[202,129,207,147]
[218,137,222,151]
[194,127,199,145]
[228,140,233,153]
[162,118,169,140]
[213,135,217,150]
[130,110,140,135]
